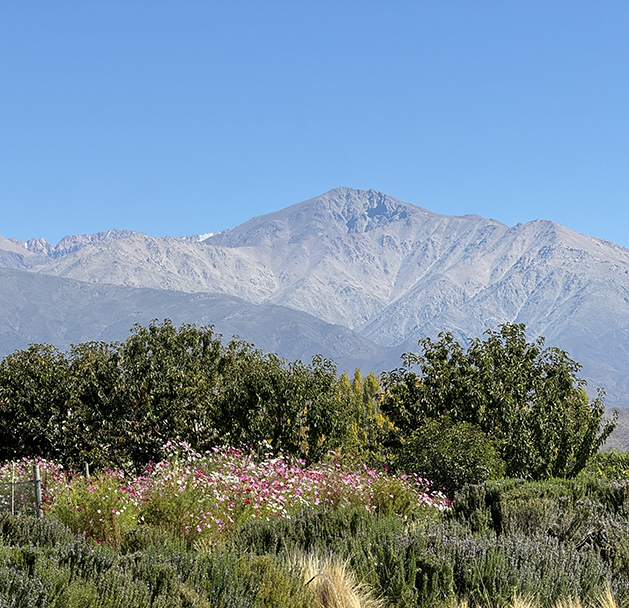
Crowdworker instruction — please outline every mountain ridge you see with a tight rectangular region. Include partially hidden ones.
[2,187,629,408]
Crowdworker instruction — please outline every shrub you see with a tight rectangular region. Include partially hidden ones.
[582,451,629,480]
[235,506,629,608]
[452,477,629,536]
[398,417,505,498]
[50,468,140,545]
[0,513,315,608]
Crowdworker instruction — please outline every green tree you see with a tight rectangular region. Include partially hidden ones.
[215,348,346,464]
[65,341,124,467]
[116,320,225,466]
[339,369,392,464]
[0,320,378,471]
[339,370,365,456]
[0,344,72,462]
[381,323,616,480]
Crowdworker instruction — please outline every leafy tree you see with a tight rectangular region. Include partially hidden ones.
[65,341,124,467]
[296,354,348,463]
[212,345,300,453]
[215,347,347,463]
[381,323,616,480]
[339,370,365,456]
[339,369,393,465]
[115,320,226,465]
[0,344,72,462]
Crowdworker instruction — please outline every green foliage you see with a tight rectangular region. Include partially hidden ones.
[381,323,616,480]
[6,475,629,608]
[0,344,72,462]
[50,472,139,546]
[398,417,505,498]
[216,349,346,464]
[113,320,226,466]
[0,320,349,470]
[452,476,629,536]
[582,450,629,480]
[0,513,314,608]
[1,320,614,483]
[235,501,629,608]
[370,475,431,517]
[65,341,126,466]
[339,369,393,464]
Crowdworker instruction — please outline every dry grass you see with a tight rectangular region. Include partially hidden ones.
[596,587,618,608]
[296,553,386,608]
[553,597,584,608]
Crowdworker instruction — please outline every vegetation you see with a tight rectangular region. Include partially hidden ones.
[0,320,351,471]
[3,468,629,607]
[398,417,505,498]
[381,324,615,481]
[0,319,624,607]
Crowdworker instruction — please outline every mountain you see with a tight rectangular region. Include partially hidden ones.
[0,267,394,373]
[2,187,629,409]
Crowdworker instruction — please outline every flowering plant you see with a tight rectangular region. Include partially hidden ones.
[4,442,449,545]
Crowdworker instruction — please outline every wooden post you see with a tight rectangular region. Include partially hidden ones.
[11,462,15,517]
[83,462,90,478]
[33,464,43,519]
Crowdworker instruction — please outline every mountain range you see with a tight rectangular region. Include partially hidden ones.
[2,187,629,411]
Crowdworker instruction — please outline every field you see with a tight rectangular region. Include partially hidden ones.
[2,447,629,608]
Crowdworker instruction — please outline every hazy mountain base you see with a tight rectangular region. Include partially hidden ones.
[0,267,396,375]
[3,187,629,410]
[603,408,629,451]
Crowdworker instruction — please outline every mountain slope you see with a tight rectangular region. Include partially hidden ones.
[0,267,393,373]
[3,187,629,407]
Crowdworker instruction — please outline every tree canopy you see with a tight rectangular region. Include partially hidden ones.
[0,320,350,471]
[381,323,616,480]
[0,320,615,484]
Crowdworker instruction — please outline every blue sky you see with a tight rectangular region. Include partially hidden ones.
[1,1,628,247]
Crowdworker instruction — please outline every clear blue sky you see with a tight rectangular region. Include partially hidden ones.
[1,1,628,247]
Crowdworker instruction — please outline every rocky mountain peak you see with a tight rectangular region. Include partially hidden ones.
[322,187,416,233]
[52,229,141,258]
[207,187,426,248]
[7,236,53,255]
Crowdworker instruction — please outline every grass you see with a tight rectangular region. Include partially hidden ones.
[300,553,386,608]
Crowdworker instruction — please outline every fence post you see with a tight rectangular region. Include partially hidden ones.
[11,462,15,517]
[83,462,90,478]
[33,464,43,519]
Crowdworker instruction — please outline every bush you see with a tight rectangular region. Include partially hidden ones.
[398,417,505,498]
[235,505,629,608]
[0,513,314,608]
[4,504,629,608]
[582,450,629,480]
[452,476,629,541]
[50,469,140,546]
